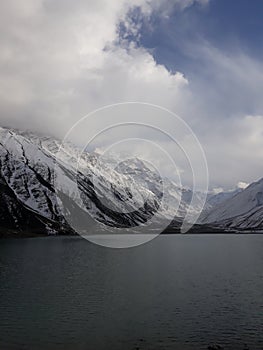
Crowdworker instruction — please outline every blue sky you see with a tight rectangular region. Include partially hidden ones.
[138,0,263,74]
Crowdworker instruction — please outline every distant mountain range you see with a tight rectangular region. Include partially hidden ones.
[0,127,262,237]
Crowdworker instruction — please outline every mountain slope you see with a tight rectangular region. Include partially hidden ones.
[0,128,75,235]
[0,127,183,236]
[1,127,261,235]
[206,188,243,209]
[202,178,263,230]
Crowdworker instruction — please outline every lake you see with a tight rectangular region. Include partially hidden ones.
[0,235,262,349]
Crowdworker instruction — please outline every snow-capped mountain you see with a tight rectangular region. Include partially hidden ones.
[0,127,170,236]
[1,126,262,236]
[202,178,263,231]
[0,127,199,236]
[0,127,76,235]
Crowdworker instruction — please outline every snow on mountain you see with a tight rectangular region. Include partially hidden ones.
[2,127,260,235]
[0,127,162,233]
[0,127,199,236]
[24,127,206,223]
[206,188,243,209]
[202,178,263,230]
[99,154,206,220]
[0,127,76,235]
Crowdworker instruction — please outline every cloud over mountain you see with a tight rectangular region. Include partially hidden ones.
[0,0,262,189]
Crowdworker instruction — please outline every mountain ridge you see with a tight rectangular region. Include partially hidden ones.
[0,127,262,236]
[201,178,263,231]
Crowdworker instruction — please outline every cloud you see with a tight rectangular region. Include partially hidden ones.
[162,38,263,189]
[0,0,202,138]
[199,114,263,188]
[1,0,263,189]
[189,43,263,118]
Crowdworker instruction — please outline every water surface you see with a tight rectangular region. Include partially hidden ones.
[0,234,262,349]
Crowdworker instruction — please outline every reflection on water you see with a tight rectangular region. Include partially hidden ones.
[0,234,262,350]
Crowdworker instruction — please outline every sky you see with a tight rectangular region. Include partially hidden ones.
[0,0,263,190]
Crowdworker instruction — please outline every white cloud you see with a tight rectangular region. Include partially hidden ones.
[1,0,263,189]
[0,0,196,138]
[200,114,263,189]
[170,39,263,189]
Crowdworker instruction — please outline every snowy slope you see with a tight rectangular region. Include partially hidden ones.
[0,127,161,233]
[2,127,260,235]
[202,178,263,230]
[206,188,243,209]
[0,128,75,234]
[0,127,188,235]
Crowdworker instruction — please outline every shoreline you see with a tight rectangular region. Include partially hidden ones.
[1,231,263,239]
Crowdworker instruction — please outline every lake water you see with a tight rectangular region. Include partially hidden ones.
[0,235,262,350]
